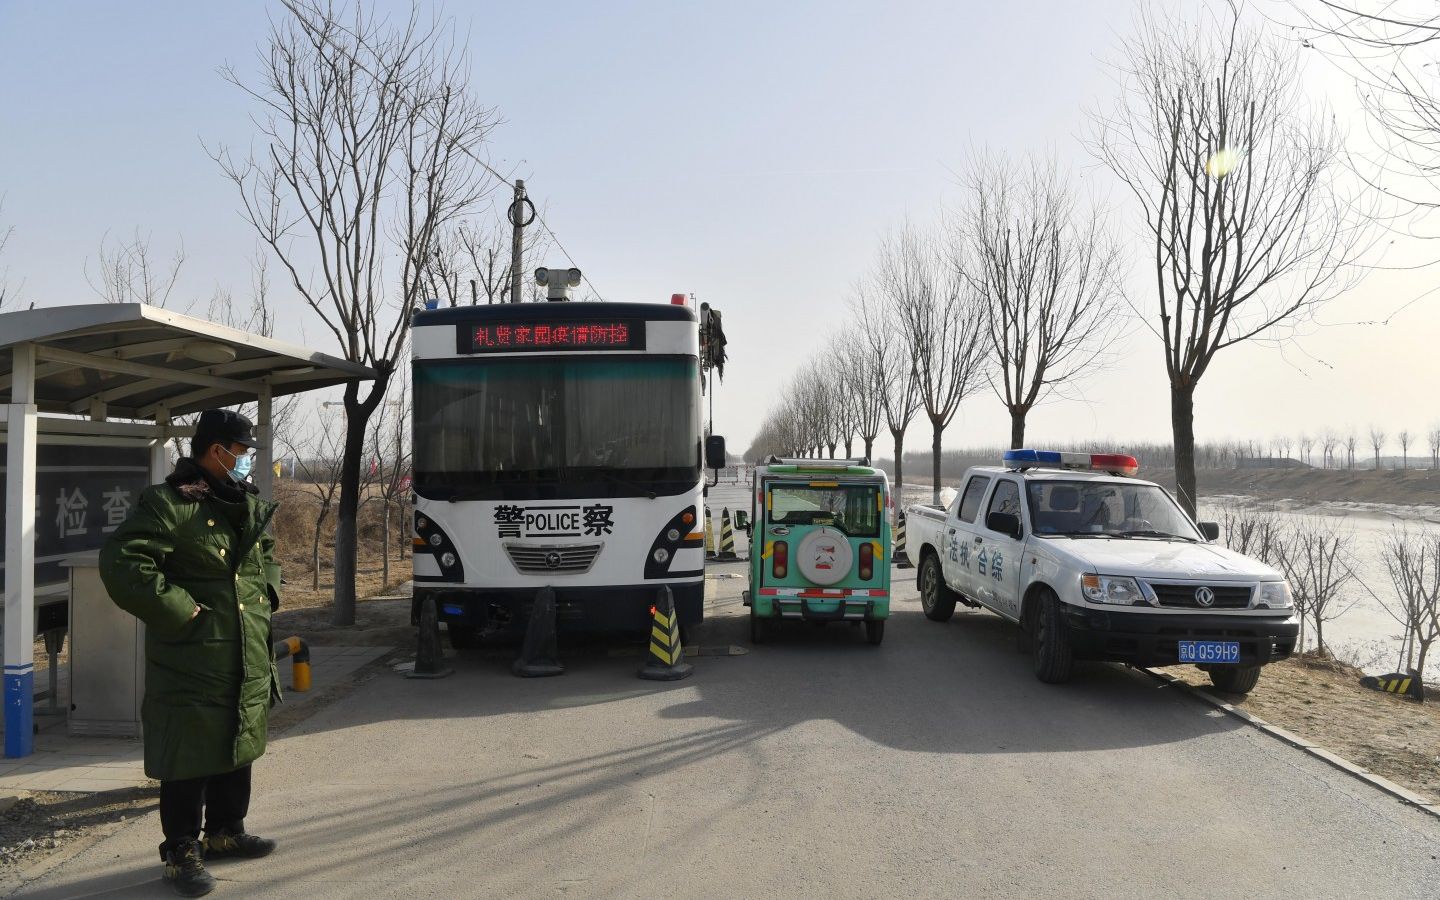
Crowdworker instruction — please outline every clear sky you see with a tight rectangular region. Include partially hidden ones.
[2,1,1437,458]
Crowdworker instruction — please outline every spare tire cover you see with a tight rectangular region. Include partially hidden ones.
[795,527,854,586]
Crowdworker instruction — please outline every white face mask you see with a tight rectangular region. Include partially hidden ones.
[217,445,254,482]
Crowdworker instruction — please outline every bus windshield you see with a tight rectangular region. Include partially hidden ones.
[413,356,699,499]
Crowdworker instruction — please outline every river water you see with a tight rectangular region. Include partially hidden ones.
[896,483,1440,679]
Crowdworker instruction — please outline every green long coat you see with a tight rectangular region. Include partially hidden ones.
[99,464,280,781]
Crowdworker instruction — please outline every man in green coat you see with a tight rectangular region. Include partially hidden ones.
[100,409,281,897]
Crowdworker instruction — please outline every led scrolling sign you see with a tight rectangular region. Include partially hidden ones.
[459,320,646,354]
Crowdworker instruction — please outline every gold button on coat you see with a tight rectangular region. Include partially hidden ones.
[219,548,226,557]
[207,519,215,526]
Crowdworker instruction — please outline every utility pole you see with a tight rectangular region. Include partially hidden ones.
[507,179,535,303]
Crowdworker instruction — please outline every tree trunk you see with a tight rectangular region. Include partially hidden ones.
[1171,383,1198,518]
[863,436,874,463]
[930,419,943,505]
[826,442,837,458]
[1009,407,1027,450]
[1314,615,1326,657]
[381,500,391,585]
[311,506,328,592]
[1416,638,1432,687]
[843,437,853,458]
[892,429,905,496]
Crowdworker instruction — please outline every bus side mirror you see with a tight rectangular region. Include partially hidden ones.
[1198,522,1220,541]
[705,435,727,470]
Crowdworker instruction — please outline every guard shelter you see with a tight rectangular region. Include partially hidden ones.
[1,302,376,757]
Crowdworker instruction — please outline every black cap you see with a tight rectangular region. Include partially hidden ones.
[194,409,262,449]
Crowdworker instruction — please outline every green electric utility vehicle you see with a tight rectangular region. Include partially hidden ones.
[738,458,892,645]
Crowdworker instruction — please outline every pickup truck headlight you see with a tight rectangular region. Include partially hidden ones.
[1081,574,1147,606]
[1255,581,1294,610]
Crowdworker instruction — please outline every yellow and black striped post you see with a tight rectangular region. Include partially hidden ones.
[705,507,717,560]
[895,511,912,569]
[717,507,738,561]
[639,586,694,681]
[273,636,312,692]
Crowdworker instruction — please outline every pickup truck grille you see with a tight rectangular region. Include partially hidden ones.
[504,543,601,575]
[1148,583,1252,609]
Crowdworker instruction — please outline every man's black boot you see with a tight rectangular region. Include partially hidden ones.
[204,829,277,859]
[163,839,216,897]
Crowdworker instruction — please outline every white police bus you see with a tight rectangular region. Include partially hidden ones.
[410,298,724,646]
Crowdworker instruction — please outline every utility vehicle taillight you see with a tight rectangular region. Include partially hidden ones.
[773,541,788,579]
[859,542,874,581]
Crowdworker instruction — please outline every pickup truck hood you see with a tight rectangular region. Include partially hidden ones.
[1043,537,1281,582]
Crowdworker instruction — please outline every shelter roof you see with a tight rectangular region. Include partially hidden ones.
[0,303,374,418]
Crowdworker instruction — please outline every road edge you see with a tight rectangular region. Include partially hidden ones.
[1142,668,1440,820]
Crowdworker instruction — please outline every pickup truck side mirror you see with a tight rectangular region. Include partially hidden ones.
[735,510,750,531]
[986,511,1022,540]
[1198,521,1220,541]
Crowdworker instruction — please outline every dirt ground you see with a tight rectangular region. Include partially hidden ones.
[1165,654,1440,803]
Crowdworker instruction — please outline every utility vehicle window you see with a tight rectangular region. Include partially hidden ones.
[767,484,881,537]
[1026,481,1201,541]
[956,476,991,523]
[986,480,1022,522]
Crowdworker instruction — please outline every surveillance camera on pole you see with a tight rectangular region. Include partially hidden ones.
[534,266,583,302]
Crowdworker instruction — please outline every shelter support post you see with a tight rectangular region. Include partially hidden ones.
[4,342,37,757]
[151,407,171,484]
[255,384,273,501]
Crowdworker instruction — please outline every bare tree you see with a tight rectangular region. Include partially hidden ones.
[215,0,497,624]
[961,152,1124,448]
[1369,425,1386,469]
[886,224,989,503]
[840,322,886,462]
[1429,424,1440,469]
[1276,517,1357,656]
[1346,431,1358,469]
[1322,430,1338,468]
[1299,433,1314,466]
[1379,525,1440,683]
[0,198,20,312]
[423,212,554,306]
[856,256,922,494]
[1090,3,1363,516]
[286,409,347,591]
[1399,429,1411,469]
[85,229,187,309]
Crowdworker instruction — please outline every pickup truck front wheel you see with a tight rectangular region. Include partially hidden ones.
[919,554,958,622]
[1032,590,1075,684]
[1206,664,1262,694]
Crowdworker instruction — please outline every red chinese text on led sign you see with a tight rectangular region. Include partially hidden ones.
[470,322,637,351]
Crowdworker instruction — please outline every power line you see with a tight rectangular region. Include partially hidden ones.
[276,0,604,300]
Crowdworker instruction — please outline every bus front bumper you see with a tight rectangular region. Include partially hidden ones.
[412,582,704,635]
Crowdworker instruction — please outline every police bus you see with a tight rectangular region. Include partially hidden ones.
[410,295,725,647]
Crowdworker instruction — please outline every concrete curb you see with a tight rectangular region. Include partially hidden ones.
[1143,668,1440,820]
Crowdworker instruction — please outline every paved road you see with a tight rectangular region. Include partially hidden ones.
[11,565,1440,899]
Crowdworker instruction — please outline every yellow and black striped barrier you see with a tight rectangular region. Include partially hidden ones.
[895,512,911,569]
[273,635,312,692]
[705,508,717,560]
[717,508,739,561]
[1361,672,1424,702]
[639,586,693,681]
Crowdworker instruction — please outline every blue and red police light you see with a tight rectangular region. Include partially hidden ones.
[1002,449,1140,477]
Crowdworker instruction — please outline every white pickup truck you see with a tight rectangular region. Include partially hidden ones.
[903,450,1299,693]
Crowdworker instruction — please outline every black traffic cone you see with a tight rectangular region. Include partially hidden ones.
[717,508,738,561]
[639,585,694,681]
[407,593,454,679]
[513,586,565,677]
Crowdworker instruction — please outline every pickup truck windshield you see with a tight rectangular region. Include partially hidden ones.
[768,483,881,537]
[1026,480,1201,541]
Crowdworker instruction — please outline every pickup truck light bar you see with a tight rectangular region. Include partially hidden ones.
[1002,449,1140,477]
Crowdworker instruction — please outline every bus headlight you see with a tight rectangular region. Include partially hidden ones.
[653,548,670,564]
[440,551,457,568]
[1256,581,1294,610]
[429,533,443,547]
[1081,574,1146,605]
[666,528,681,542]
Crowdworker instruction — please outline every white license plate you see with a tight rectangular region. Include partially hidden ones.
[1178,640,1240,664]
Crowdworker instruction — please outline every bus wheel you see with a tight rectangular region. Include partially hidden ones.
[865,619,885,646]
[447,624,481,651]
